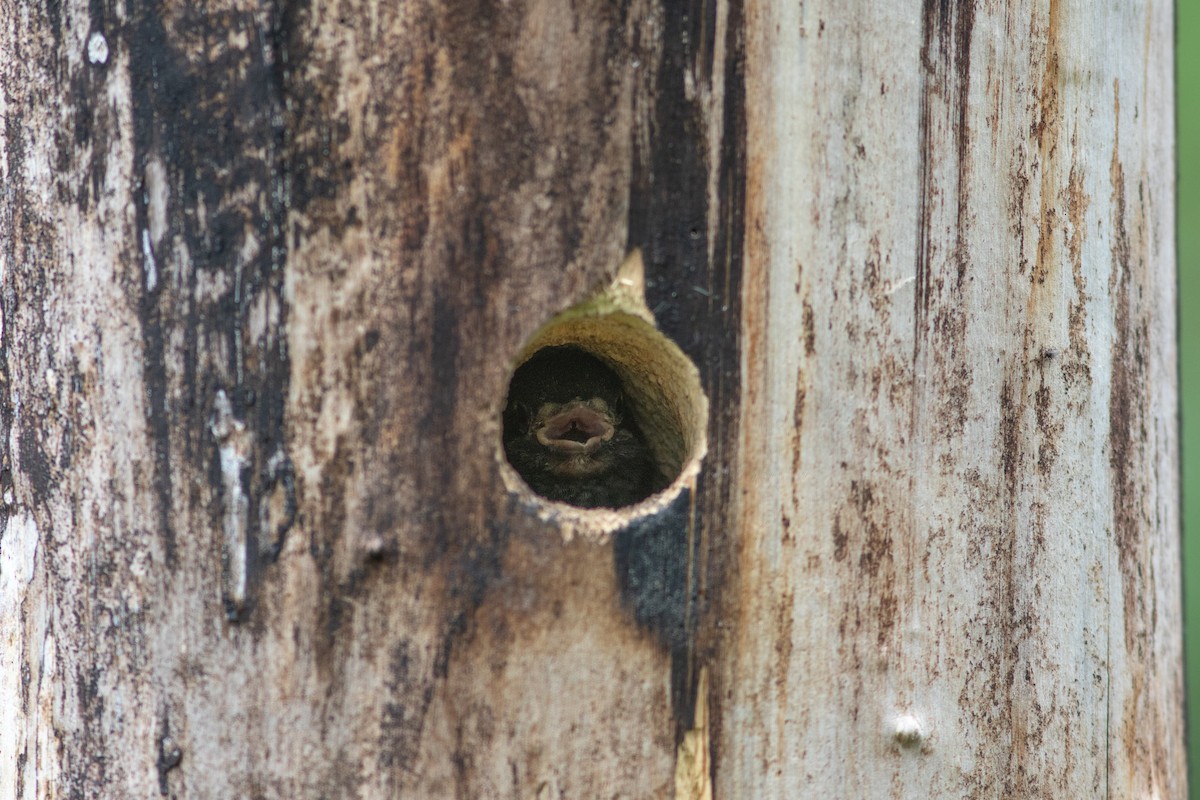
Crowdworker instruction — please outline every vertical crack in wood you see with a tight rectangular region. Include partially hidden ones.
[628,0,746,763]
[674,667,713,800]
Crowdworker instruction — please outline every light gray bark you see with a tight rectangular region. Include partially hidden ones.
[728,1,1182,796]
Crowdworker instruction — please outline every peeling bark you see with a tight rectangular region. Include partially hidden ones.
[0,1,1181,798]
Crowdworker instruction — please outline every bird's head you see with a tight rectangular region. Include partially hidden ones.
[526,396,621,476]
[503,345,644,476]
[502,345,660,507]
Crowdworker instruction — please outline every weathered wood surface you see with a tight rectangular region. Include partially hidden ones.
[0,1,1181,799]
[729,1,1182,796]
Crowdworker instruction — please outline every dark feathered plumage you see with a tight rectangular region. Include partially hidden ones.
[503,346,660,508]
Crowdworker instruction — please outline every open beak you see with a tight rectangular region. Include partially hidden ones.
[535,403,615,454]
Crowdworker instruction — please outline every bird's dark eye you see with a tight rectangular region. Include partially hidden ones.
[502,402,532,439]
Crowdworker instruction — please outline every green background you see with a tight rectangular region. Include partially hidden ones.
[1182,0,1198,794]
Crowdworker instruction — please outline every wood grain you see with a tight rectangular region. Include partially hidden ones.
[0,0,1180,797]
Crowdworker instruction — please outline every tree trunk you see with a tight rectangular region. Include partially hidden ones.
[0,0,1181,798]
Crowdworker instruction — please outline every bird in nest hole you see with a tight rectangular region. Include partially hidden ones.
[503,345,664,509]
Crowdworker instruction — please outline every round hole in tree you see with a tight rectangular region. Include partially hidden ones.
[498,251,708,536]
